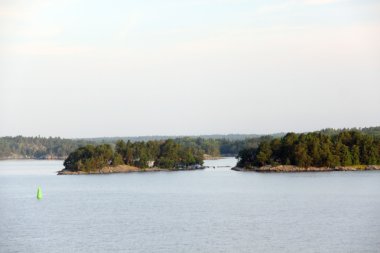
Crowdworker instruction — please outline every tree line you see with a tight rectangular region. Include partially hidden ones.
[0,136,92,159]
[0,135,268,159]
[63,139,204,172]
[2,127,380,160]
[237,130,380,168]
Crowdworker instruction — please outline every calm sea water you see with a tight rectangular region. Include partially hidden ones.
[1,159,380,253]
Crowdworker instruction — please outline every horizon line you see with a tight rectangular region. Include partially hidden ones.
[1,125,379,140]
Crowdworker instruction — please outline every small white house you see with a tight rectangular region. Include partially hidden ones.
[147,160,155,168]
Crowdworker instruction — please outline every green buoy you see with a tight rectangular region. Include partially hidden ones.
[37,187,43,200]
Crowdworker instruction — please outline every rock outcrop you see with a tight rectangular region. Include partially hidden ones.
[232,165,380,172]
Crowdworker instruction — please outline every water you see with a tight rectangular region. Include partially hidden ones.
[1,159,380,253]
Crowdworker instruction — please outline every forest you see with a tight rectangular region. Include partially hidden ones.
[1,126,380,161]
[0,136,92,159]
[63,139,204,172]
[0,135,269,159]
[237,130,380,168]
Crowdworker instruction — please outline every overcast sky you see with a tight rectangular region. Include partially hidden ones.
[1,0,379,138]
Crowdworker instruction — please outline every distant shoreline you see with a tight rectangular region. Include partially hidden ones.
[232,165,380,172]
[0,157,66,161]
[0,158,65,161]
[203,155,228,160]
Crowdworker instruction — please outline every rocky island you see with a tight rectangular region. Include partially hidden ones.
[58,139,204,175]
[58,164,204,175]
[234,130,380,173]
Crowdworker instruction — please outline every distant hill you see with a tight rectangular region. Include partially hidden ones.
[1,127,379,160]
[0,136,92,160]
[0,133,281,160]
[80,134,272,143]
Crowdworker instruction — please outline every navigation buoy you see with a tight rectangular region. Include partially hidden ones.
[37,187,43,200]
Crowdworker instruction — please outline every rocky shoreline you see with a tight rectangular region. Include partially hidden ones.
[231,165,380,173]
[57,164,205,175]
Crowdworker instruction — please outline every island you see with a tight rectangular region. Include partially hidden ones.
[234,130,380,172]
[58,139,204,175]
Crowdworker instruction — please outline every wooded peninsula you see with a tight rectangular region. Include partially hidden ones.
[236,130,380,172]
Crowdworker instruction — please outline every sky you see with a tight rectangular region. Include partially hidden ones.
[0,0,380,138]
